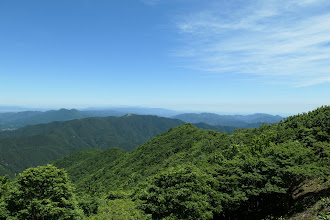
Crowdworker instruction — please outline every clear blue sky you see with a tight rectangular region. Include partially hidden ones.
[1,0,329,115]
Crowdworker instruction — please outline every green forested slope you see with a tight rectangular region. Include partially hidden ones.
[0,115,184,176]
[53,148,126,183]
[193,122,237,133]
[53,106,329,219]
[74,124,226,193]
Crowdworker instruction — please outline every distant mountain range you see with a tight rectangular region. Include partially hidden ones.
[0,107,283,131]
[172,112,283,128]
[0,107,181,130]
[81,107,181,117]
[0,108,85,130]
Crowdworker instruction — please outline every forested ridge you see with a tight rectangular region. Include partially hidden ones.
[0,114,185,177]
[0,114,234,177]
[0,106,329,219]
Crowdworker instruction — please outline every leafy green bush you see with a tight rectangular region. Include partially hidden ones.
[135,165,220,219]
[4,164,83,219]
[89,198,148,220]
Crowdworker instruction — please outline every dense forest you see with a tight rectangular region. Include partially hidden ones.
[0,115,184,176]
[0,114,236,177]
[0,106,329,219]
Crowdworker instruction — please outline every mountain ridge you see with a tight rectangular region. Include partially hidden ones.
[0,107,283,131]
[172,112,283,127]
[0,114,184,176]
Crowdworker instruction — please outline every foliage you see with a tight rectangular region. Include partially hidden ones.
[0,175,10,219]
[317,197,330,220]
[190,122,237,133]
[52,148,126,184]
[77,194,99,217]
[135,165,220,219]
[89,198,149,220]
[74,124,223,193]
[4,164,83,219]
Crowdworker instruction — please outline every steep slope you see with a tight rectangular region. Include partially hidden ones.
[52,148,127,183]
[74,124,225,193]
[0,114,184,176]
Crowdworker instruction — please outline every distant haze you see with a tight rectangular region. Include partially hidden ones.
[0,104,322,116]
[1,1,329,115]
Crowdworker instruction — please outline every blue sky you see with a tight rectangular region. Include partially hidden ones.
[1,0,329,115]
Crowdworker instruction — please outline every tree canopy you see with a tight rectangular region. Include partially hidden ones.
[3,164,83,220]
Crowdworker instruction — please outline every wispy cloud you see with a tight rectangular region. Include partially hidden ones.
[174,0,330,86]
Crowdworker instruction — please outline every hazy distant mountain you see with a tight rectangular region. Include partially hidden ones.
[0,107,244,132]
[0,107,183,130]
[0,106,32,113]
[81,107,181,117]
[232,113,283,123]
[0,109,86,130]
[81,109,124,117]
[172,112,283,128]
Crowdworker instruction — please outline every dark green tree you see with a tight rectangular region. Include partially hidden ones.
[136,165,221,220]
[0,175,10,219]
[5,164,83,219]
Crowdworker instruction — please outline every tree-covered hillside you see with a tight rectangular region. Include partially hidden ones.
[53,148,127,184]
[46,106,329,219]
[0,114,184,177]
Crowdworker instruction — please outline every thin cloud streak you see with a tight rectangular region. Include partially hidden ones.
[174,0,330,86]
